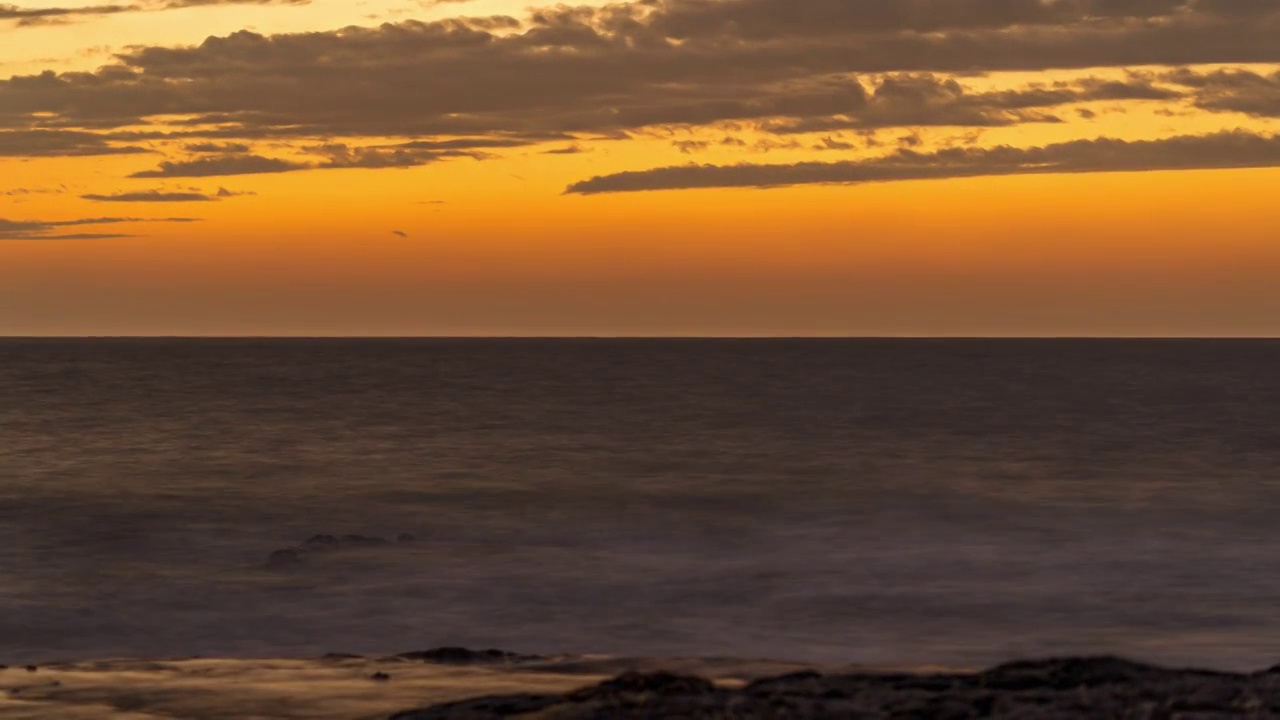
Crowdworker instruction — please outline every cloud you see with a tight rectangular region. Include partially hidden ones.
[0,215,198,240]
[129,154,309,177]
[391,230,408,237]
[1166,68,1280,118]
[565,130,1280,194]
[184,142,252,154]
[2,0,308,27]
[2,1,1272,151]
[542,144,589,154]
[0,130,148,157]
[82,190,217,202]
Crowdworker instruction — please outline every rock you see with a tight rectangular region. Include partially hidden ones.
[391,694,562,720]
[265,548,305,570]
[320,653,364,661]
[568,671,716,700]
[390,657,1280,719]
[25,665,37,673]
[371,672,392,682]
[392,647,542,665]
[267,532,415,569]
[302,534,341,550]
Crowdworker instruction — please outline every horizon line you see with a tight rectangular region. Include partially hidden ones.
[4,335,1280,341]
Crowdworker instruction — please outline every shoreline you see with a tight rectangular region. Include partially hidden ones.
[3,649,1278,719]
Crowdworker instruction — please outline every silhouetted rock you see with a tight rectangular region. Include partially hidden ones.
[389,657,1280,719]
[371,671,392,682]
[391,647,543,665]
[24,665,37,673]
[320,653,364,661]
[568,671,716,700]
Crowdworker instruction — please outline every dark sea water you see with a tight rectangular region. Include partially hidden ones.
[2,338,1280,670]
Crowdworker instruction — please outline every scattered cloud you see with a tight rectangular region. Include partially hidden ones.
[565,131,1280,194]
[0,130,148,158]
[391,230,408,237]
[0,215,199,240]
[130,154,309,178]
[2,0,309,28]
[82,190,217,202]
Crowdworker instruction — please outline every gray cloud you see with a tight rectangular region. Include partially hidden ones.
[184,142,252,153]
[565,130,1280,194]
[1,1,1273,147]
[82,190,217,201]
[129,154,309,177]
[0,215,198,240]
[0,130,148,157]
[1166,68,1280,117]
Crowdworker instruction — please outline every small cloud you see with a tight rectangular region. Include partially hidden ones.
[815,136,855,151]
[416,200,447,205]
[130,154,308,178]
[185,142,252,154]
[216,187,256,197]
[672,139,710,154]
[542,144,589,155]
[0,215,198,240]
[391,230,408,237]
[82,190,216,202]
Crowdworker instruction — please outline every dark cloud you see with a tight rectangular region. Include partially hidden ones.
[565,130,1280,194]
[0,215,198,240]
[82,190,217,202]
[1166,68,1280,117]
[129,154,309,177]
[184,142,252,153]
[0,130,148,157]
[1,0,1272,149]
[542,144,589,154]
[391,230,408,237]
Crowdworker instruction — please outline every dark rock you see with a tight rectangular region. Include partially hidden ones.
[265,548,305,570]
[568,671,717,700]
[390,656,1280,719]
[391,694,562,720]
[371,672,392,682]
[303,534,341,550]
[393,647,542,665]
[320,653,364,661]
[979,656,1229,691]
[340,534,389,548]
[25,665,37,672]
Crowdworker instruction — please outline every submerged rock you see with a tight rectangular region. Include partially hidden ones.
[389,657,1280,719]
[264,532,416,569]
[266,548,305,570]
[390,647,544,665]
[320,653,364,661]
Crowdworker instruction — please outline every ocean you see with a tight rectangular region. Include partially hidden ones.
[2,338,1279,670]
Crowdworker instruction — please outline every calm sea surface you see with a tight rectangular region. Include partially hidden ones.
[2,339,1279,668]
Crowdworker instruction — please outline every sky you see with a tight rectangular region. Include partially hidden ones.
[2,0,1280,336]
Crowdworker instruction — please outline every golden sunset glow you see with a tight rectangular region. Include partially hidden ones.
[4,0,1280,335]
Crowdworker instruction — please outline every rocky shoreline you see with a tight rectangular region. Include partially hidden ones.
[389,654,1280,719]
[5,649,1280,719]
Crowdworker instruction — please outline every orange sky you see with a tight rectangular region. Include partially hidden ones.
[3,0,1280,335]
